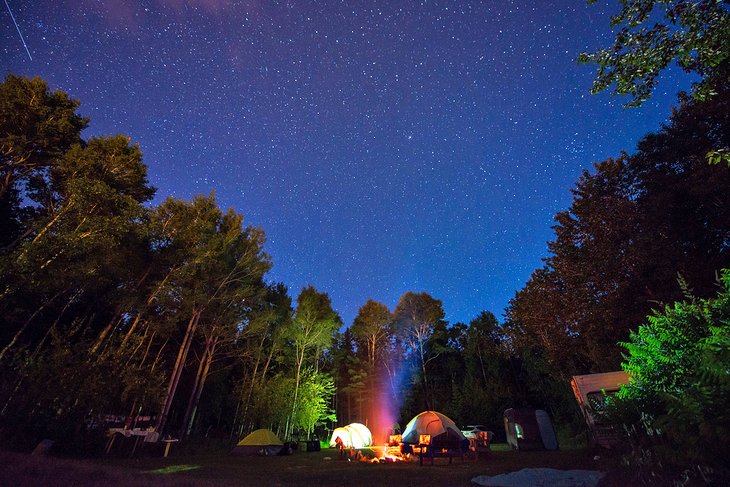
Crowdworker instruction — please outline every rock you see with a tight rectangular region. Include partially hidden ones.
[32,439,55,456]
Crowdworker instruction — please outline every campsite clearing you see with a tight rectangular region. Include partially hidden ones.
[0,444,627,487]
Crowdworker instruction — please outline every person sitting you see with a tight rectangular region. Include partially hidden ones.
[461,438,470,452]
[335,436,346,459]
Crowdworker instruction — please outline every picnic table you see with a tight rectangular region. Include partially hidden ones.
[418,437,468,466]
[105,428,160,455]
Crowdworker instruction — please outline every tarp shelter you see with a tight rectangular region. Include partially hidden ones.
[401,411,465,445]
[570,371,630,448]
[535,410,558,450]
[503,408,558,451]
[233,429,283,456]
[329,423,372,449]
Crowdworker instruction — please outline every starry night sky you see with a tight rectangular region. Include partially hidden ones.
[3,1,692,327]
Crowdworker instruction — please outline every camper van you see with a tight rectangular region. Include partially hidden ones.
[570,371,630,448]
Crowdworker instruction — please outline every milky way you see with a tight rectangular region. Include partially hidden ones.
[2,1,692,326]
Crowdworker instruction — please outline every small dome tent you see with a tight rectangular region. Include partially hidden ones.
[232,428,283,456]
[401,411,465,445]
[329,422,372,448]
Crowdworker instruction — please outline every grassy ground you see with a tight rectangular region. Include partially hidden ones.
[0,444,621,487]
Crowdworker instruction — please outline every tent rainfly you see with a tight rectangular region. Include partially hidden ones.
[503,408,558,451]
[233,428,283,456]
[329,423,372,449]
[401,411,465,445]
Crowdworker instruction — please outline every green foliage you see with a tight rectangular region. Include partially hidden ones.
[619,299,712,398]
[350,299,392,365]
[606,269,730,483]
[0,74,283,451]
[53,136,155,203]
[0,74,88,247]
[707,148,730,166]
[287,286,341,357]
[292,369,336,436]
[579,0,730,107]
[244,373,295,431]
[0,74,87,159]
[273,286,341,438]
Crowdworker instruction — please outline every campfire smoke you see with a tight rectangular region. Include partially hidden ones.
[364,359,410,445]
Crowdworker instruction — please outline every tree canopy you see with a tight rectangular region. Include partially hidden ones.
[506,79,730,378]
[0,74,88,246]
[579,0,730,107]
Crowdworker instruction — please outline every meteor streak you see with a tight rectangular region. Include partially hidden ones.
[4,0,32,60]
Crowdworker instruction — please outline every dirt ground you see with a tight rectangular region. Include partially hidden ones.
[0,444,621,487]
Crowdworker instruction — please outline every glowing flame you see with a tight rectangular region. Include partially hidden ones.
[357,444,407,463]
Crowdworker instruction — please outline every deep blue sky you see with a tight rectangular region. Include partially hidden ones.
[3,1,691,327]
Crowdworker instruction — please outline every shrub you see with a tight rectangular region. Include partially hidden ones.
[606,270,730,484]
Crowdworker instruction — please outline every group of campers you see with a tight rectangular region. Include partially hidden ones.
[333,436,364,460]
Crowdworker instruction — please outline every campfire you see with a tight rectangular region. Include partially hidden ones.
[360,434,408,464]
[361,445,407,464]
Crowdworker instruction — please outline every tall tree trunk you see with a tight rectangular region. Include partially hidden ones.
[229,396,242,442]
[155,308,201,436]
[184,336,217,437]
[418,337,431,410]
[17,198,74,250]
[285,346,305,439]
[259,340,277,386]
[2,294,78,417]
[368,334,378,367]
[347,389,351,425]
[383,358,398,404]
[238,329,269,431]
[150,337,168,373]
[89,263,153,355]
[477,345,489,387]
[137,328,155,368]
[33,289,79,359]
[121,268,173,348]
[122,329,148,368]
[0,288,66,361]
[181,335,212,437]
[90,312,123,354]
[120,312,143,348]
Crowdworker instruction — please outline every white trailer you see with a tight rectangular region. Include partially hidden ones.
[570,371,630,448]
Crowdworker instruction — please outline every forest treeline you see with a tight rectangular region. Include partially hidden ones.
[0,73,343,451]
[0,72,728,458]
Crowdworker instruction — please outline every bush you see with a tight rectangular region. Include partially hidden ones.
[606,270,730,485]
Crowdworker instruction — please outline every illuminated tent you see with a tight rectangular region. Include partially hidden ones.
[232,428,283,456]
[401,411,465,445]
[329,422,373,448]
